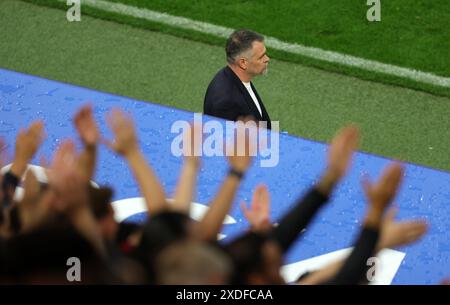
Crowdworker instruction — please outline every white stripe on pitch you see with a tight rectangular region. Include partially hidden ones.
[70,0,450,88]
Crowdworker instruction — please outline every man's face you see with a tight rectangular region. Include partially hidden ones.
[246,41,270,77]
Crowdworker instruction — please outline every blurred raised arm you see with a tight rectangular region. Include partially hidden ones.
[271,126,359,252]
[73,104,99,181]
[171,123,201,213]
[104,108,168,215]
[196,121,254,241]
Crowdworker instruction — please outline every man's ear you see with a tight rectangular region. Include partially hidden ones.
[237,57,247,70]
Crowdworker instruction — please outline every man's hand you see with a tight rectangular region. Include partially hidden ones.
[47,139,106,257]
[378,207,428,250]
[0,138,4,205]
[104,108,139,158]
[21,170,41,206]
[104,108,168,215]
[74,104,100,181]
[240,184,271,232]
[364,163,404,212]
[182,123,201,166]
[317,126,359,195]
[11,121,46,177]
[363,163,404,227]
[172,123,202,213]
[197,120,255,241]
[0,137,4,159]
[327,125,359,182]
[74,104,99,148]
[47,140,88,214]
[227,121,255,172]
[18,170,54,232]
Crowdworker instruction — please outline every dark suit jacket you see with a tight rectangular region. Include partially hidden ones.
[203,66,271,129]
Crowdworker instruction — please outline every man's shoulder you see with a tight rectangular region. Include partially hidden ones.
[205,67,238,99]
[209,66,234,86]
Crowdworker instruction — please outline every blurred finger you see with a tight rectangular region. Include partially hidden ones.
[362,174,372,196]
[100,137,115,151]
[382,162,404,189]
[385,207,398,222]
[39,155,49,168]
[240,200,250,217]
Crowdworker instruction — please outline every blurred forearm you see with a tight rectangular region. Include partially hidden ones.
[126,149,167,215]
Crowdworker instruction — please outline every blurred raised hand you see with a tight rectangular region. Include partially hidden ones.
[317,126,359,196]
[327,126,359,181]
[172,123,202,213]
[104,108,139,158]
[47,139,105,256]
[240,184,271,233]
[378,207,428,250]
[227,119,256,172]
[18,170,54,233]
[47,140,88,212]
[104,108,168,215]
[74,104,100,181]
[182,122,202,164]
[364,163,403,212]
[197,121,255,241]
[11,121,46,177]
[74,104,99,147]
[0,138,5,229]
[363,163,404,227]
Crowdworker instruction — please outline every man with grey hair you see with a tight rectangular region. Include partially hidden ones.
[204,29,272,129]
